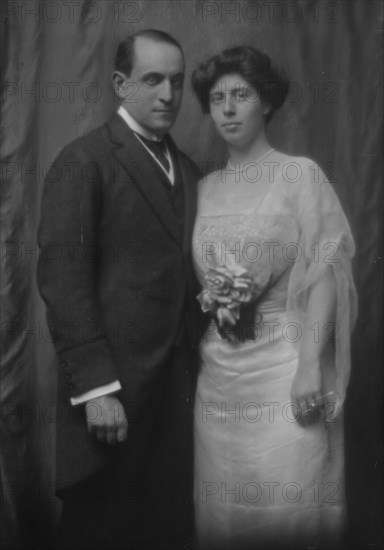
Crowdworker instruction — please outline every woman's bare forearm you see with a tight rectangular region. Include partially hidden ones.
[299,265,337,367]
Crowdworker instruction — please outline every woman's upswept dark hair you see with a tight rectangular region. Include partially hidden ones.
[191,46,289,123]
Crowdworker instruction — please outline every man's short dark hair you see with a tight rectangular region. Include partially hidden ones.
[115,30,183,77]
[191,46,289,124]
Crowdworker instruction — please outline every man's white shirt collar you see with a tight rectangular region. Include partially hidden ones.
[117,106,174,184]
[118,105,161,141]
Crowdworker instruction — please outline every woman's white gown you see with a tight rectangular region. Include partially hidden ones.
[192,152,357,549]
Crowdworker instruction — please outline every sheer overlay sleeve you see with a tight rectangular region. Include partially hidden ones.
[286,159,358,407]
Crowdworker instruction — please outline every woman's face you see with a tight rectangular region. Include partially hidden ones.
[209,73,269,148]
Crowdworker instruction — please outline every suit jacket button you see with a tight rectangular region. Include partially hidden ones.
[61,361,68,368]
[65,372,72,380]
[69,383,75,390]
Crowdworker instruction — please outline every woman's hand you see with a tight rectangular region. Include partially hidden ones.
[290,267,337,427]
[290,361,322,427]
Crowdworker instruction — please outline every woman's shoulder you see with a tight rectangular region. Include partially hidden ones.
[272,151,326,190]
[272,152,333,215]
[272,151,319,172]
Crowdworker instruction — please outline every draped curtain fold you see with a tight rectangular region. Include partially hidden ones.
[1,1,382,548]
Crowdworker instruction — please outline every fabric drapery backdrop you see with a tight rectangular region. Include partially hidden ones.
[1,0,382,548]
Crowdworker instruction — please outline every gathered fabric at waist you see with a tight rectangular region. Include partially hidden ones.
[256,295,287,316]
[201,296,291,346]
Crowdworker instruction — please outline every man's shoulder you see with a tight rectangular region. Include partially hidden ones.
[59,123,109,158]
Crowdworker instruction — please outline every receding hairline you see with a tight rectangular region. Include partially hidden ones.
[132,29,183,48]
[114,30,184,78]
[133,30,183,56]
[130,32,184,72]
[133,34,184,53]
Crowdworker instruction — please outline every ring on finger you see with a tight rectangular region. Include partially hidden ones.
[302,403,318,415]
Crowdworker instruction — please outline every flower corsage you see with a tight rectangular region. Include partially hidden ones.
[197,264,264,343]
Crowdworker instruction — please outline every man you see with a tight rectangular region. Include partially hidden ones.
[37,30,201,550]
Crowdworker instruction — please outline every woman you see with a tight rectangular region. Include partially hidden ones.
[191,47,357,549]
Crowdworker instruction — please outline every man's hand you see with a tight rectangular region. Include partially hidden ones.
[85,394,128,444]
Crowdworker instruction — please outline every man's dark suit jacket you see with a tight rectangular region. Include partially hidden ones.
[37,113,201,493]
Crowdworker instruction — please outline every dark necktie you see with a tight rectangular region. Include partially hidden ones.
[134,132,170,173]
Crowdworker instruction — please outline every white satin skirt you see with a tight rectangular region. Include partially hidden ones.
[194,303,345,550]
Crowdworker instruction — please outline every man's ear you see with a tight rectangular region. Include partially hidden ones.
[112,71,129,101]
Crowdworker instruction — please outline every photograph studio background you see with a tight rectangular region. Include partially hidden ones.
[1,0,382,548]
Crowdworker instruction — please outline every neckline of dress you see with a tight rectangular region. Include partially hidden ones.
[226,147,275,171]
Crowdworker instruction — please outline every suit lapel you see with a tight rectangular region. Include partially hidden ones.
[106,114,181,247]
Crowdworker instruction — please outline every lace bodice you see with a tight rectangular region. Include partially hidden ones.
[192,165,301,299]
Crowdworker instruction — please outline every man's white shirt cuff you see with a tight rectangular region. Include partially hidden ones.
[70,381,122,406]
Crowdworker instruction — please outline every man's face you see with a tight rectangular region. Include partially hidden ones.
[118,37,185,136]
